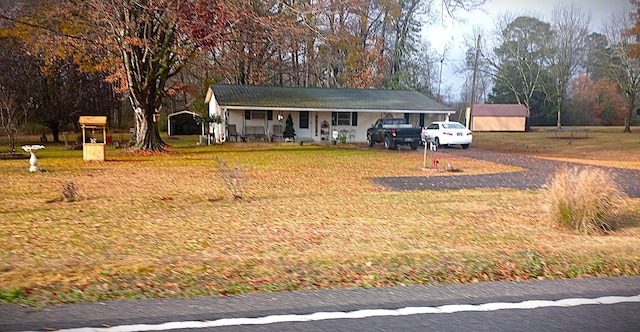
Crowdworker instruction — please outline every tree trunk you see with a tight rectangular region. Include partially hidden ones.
[624,103,633,133]
[46,121,61,143]
[133,108,165,151]
[556,93,562,128]
[52,128,60,143]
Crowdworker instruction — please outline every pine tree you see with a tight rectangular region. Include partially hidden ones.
[283,114,295,139]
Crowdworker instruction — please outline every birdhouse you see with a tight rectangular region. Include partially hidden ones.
[79,116,107,161]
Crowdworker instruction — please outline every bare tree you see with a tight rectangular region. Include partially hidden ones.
[460,25,491,105]
[0,88,24,153]
[548,2,591,128]
[604,12,640,133]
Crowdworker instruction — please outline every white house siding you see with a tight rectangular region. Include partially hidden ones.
[207,93,226,143]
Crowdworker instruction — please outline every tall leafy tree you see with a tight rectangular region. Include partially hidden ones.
[34,57,118,142]
[0,36,40,152]
[584,32,610,80]
[486,15,553,130]
[1,2,126,142]
[87,0,232,150]
[3,0,233,150]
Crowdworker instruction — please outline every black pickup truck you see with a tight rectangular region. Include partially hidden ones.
[366,118,422,150]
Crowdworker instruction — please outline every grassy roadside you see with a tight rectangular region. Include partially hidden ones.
[1,129,639,306]
[472,126,640,169]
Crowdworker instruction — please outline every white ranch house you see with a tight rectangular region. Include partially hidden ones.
[205,84,454,144]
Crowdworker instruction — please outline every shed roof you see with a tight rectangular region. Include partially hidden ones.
[473,104,528,117]
[207,85,454,114]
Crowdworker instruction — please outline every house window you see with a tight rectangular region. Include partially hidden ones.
[244,110,267,120]
[337,112,351,125]
[252,111,266,120]
[300,111,309,129]
[332,112,358,126]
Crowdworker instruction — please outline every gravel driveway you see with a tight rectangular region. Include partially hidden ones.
[371,148,640,198]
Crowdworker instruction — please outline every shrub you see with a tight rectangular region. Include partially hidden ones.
[61,181,80,202]
[542,166,627,234]
[215,157,246,199]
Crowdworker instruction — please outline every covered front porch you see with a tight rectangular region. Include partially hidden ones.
[222,109,449,144]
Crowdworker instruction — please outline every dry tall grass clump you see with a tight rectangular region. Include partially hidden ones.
[542,166,627,234]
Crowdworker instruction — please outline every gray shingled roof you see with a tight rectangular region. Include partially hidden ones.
[210,85,453,113]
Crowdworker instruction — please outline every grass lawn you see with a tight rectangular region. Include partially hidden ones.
[1,127,639,306]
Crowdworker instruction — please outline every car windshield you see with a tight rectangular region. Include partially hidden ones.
[441,123,465,129]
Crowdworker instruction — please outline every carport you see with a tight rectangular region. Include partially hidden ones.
[168,111,201,136]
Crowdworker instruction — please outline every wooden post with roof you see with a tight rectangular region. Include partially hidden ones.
[79,116,107,161]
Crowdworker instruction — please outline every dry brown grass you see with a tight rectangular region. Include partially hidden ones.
[542,167,628,234]
[0,135,639,305]
[472,126,640,169]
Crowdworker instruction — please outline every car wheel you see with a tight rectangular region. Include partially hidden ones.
[434,137,441,148]
[384,135,395,150]
[367,134,374,147]
[410,141,418,150]
[461,144,470,149]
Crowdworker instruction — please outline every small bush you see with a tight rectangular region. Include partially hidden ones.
[0,287,26,301]
[215,157,246,199]
[61,181,80,202]
[542,167,627,234]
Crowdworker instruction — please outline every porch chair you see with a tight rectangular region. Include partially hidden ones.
[272,124,284,141]
[348,129,356,142]
[228,124,239,142]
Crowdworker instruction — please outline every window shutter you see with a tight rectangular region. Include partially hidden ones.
[419,113,425,127]
[267,110,273,120]
[244,110,251,120]
[351,112,358,126]
[404,113,410,122]
[332,112,337,126]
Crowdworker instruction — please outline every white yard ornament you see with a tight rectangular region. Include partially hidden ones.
[22,145,44,172]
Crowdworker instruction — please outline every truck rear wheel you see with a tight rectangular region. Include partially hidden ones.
[410,141,418,150]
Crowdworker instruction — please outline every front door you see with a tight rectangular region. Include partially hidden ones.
[297,111,311,140]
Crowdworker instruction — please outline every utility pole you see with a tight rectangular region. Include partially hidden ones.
[469,34,481,131]
[437,56,444,102]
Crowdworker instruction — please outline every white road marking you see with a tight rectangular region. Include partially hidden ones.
[26,294,640,332]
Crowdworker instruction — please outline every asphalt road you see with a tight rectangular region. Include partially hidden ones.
[2,276,639,331]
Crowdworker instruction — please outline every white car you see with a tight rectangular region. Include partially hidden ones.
[422,121,472,149]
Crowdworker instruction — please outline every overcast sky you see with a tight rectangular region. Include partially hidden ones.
[423,0,635,102]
